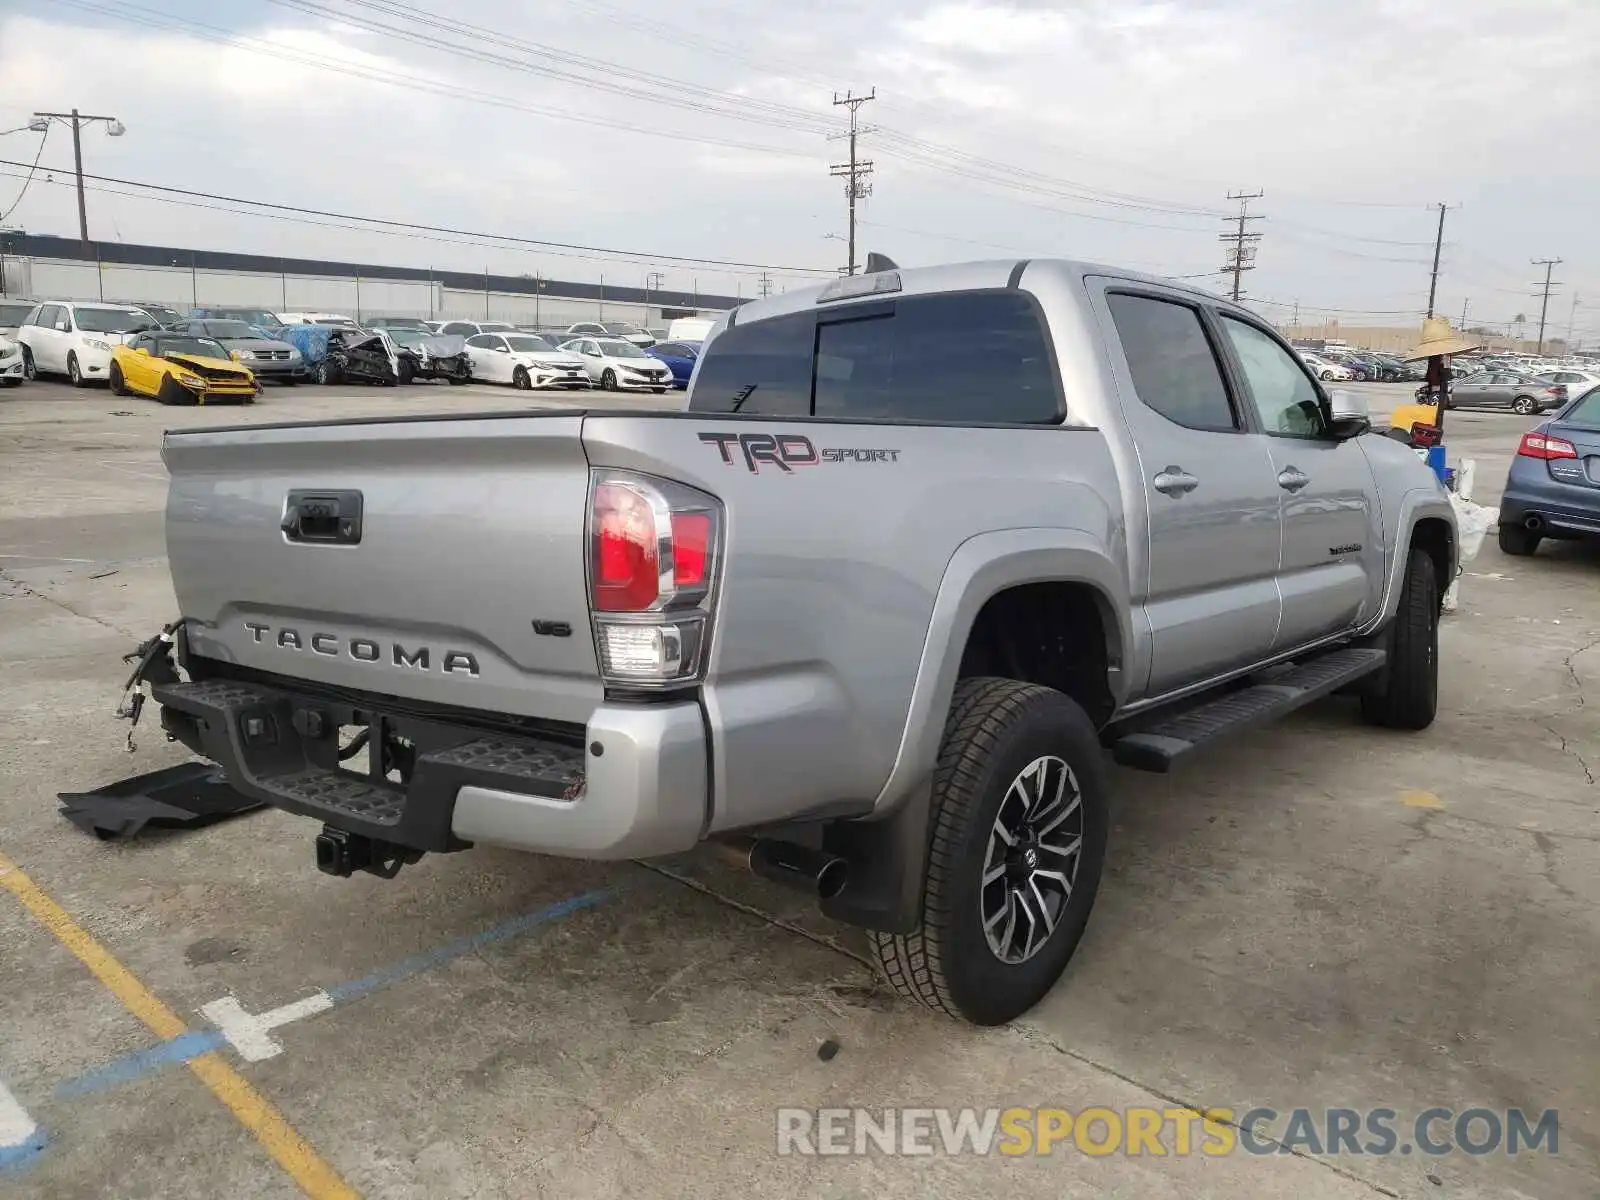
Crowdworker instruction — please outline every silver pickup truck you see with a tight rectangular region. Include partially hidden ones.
[146,258,1457,1026]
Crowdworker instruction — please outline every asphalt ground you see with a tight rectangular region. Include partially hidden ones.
[0,378,1595,1199]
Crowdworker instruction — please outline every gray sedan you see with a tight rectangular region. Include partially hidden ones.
[1442,370,1567,415]
[171,318,306,382]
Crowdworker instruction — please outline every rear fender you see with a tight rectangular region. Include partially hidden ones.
[822,528,1128,933]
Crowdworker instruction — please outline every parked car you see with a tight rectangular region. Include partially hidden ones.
[463,332,590,390]
[170,319,306,383]
[435,319,519,338]
[1438,371,1566,414]
[564,320,655,347]
[141,257,1457,1028]
[279,311,359,328]
[364,317,435,333]
[1298,352,1355,381]
[0,299,36,340]
[118,301,185,328]
[1496,386,1600,556]
[1533,369,1600,397]
[559,336,674,391]
[190,307,288,335]
[109,331,258,405]
[645,339,702,389]
[378,328,472,385]
[15,302,160,385]
[667,317,717,342]
[0,335,23,387]
[316,329,403,385]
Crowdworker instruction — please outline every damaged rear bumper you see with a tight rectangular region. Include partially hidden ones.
[152,672,709,862]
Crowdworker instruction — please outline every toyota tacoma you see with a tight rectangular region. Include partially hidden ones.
[137,258,1457,1025]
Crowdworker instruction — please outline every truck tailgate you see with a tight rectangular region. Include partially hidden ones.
[163,413,603,723]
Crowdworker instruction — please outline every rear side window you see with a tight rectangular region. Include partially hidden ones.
[689,309,815,414]
[1107,293,1237,432]
[690,290,1060,422]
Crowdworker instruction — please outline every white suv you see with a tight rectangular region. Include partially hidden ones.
[17,302,160,386]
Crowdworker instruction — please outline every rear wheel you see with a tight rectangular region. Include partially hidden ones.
[1512,395,1537,415]
[1360,548,1439,730]
[108,362,127,396]
[513,366,531,390]
[1497,522,1541,557]
[868,677,1109,1025]
[601,369,617,391]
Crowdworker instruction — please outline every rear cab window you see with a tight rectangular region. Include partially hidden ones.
[689,289,1061,422]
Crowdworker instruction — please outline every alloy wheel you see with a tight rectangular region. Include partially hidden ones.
[980,755,1085,964]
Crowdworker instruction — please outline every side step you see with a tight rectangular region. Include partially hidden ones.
[1111,647,1386,773]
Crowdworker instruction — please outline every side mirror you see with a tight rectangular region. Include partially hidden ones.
[1326,389,1371,440]
[494,345,508,353]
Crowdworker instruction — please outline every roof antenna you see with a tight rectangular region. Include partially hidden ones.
[865,252,898,273]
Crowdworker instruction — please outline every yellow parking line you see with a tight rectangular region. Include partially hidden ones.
[0,851,358,1199]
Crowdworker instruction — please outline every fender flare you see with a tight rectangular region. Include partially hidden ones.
[820,527,1128,933]
[1368,488,1458,631]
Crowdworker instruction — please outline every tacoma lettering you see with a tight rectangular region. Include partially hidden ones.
[241,623,477,676]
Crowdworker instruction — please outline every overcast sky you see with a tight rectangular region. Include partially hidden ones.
[2,0,1598,336]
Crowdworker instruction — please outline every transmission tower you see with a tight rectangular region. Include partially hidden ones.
[829,88,876,276]
[1219,190,1264,302]
[758,272,773,298]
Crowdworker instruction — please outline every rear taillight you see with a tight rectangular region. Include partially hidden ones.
[1518,431,1577,460]
[588,473,721,687]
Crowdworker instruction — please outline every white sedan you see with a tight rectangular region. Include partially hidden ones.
[559,337,674,392]
[1299,353,1355,382]
[464,332,591,390]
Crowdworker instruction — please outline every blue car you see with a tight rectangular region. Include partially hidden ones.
[1497,384,1600,556]
[645,339,702,389]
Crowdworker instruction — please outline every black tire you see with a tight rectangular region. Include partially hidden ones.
[1497,522,1541,557]
[315,360,339,385]
[652,387,666,394]
[1512,395,1536,415]
[513,366,531,390]
[868,677,1109,1026]
[1321,370,1334,381]
[67,352,84,387]
[1360,548,1439,730]
[108,361,127,396]
[447,375,469,386]
[281,376,298,386]
[398,361,415,386]
[601,369,616,391]
[1385,427,1412,443]
[21,347,36,381]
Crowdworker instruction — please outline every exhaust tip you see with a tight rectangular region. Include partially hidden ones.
[816,858,849,901]
[1525,514,1544,531]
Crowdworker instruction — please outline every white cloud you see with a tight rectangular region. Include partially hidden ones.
[2,0,1598,328]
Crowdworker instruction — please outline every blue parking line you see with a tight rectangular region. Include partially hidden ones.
[0,1129,47,1174]
[53,888,612,1099]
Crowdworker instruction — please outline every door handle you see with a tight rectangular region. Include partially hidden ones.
[1277,466,1310,493]
[1152,467,1199,496]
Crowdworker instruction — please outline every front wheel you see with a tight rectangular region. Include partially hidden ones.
[1360,548,1439,730]
[868,677,1109,1026]
[513,366,531,390]
[1321,370,1334,381]
[447,375,469,386]
[315,360,339,385]
[67,352,84,387]
[21,347,36,381]
[600,369,617,391]
[1512,395,1537,415]
[108,362,127,396]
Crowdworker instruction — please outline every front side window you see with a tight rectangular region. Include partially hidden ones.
[1220,316,1328,437]
[1106,293,1237,432]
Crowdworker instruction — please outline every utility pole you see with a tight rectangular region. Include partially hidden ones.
[829,88,876,276]
[1424,202,1450,318]
[1531,257,1563,353]
[644,270,664,320]
[1218,190,1264,302]
[1460,297,1469,332]
[1566,292,1581,348]
[31,109,125,251]
[757,272,773,298]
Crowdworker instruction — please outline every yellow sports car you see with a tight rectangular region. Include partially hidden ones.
[109,330,259,404]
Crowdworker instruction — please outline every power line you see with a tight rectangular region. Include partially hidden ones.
[0,128,49,223]
[1219,190,1263,302]
[829,89,875,277]
[0,156,833,276]
[1531,257,1563,353]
